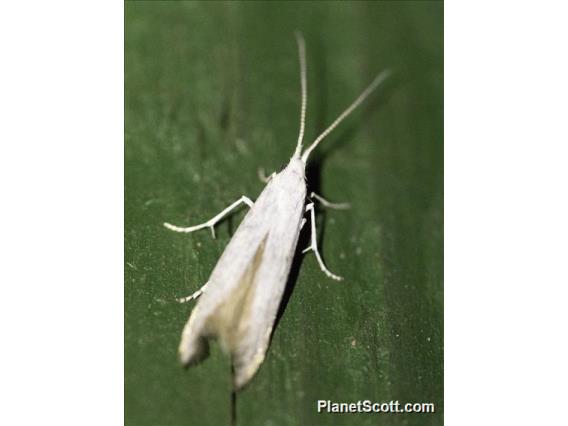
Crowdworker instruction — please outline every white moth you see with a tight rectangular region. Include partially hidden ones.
[164,32,390,390]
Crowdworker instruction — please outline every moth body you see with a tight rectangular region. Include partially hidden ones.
[164,32,389,390]
[178,156,306,389]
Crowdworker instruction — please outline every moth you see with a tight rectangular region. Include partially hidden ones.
[164,32,390,390]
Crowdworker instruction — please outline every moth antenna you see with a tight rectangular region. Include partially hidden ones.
[301,69,391,163]
[293,30,308,158]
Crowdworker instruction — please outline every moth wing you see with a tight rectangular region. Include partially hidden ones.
[229,207,305,389]
[177,188,275,367]
[178,160,306,389]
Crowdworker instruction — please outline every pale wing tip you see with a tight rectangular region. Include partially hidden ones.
[233,375,249,392]
[231,351,267,391]
[232,364,257,391]
[179,337,210,367]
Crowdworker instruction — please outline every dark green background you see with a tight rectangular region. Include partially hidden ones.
[125,1,442,425]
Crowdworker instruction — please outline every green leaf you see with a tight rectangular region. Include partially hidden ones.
[125,2,443,425]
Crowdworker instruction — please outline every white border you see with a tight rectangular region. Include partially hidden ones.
[0,2,123,424]
[1,1,567,424]
[446,1,568,424]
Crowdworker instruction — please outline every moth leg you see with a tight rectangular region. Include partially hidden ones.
[302,203,343,281]
[164,195,254,239]
[257,167,276,183]
[310,192,350,210]
[178,282,209,303]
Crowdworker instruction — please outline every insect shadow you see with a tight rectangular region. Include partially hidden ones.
[271,75,398,340]
[272,159,321,334]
